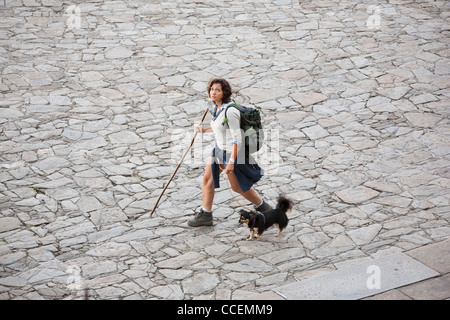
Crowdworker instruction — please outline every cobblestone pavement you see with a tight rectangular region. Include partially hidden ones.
[0,0,449,300]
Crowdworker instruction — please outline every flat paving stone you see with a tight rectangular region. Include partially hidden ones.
[275,253,439,300]
[405,238,450,275]
[397,274,450,300]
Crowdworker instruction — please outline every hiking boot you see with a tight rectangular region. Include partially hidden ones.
[187,208,213,227]
[255,200,272,213]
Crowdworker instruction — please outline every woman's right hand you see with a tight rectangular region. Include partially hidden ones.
[194,125,203,134]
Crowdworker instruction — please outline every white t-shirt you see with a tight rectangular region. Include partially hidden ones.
[210,101,242,151]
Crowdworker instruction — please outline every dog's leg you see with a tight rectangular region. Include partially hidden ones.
[247,229,254,241]
[254,228,262,240]
[275,224,281,237]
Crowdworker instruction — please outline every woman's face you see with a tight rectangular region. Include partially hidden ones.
[210,83,224,104]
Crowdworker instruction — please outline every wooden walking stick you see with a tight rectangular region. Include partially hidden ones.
[150,107,209,217]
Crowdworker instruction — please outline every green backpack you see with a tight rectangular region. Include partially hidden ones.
[222,101,264,154]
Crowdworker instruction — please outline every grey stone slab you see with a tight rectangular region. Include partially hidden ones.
[406,238,450,275]
[363,289,413,300]
[0,217,22,233]
[275,253,439,300]
[397,274,450,300]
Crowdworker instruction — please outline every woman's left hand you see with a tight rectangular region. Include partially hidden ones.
[224,162,234,174]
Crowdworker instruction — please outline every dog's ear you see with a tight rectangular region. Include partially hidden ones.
[249,212,255,219]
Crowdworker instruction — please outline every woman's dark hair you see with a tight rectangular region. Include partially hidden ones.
[207,78,232,103]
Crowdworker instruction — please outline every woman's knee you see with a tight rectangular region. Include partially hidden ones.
[230,184,242,194]
[228,174,243,194]
[203,173,213,188]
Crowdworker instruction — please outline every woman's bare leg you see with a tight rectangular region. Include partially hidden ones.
[226,171,262,206]
[202,157,221,211]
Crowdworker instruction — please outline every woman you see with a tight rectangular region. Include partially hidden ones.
[188,78,272,227]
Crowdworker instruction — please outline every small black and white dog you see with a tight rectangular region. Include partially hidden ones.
[239,195,293,241]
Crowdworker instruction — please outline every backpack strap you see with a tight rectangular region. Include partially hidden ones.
[222,101,239,126]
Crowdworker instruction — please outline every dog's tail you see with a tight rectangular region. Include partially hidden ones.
[276,195,293,213]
